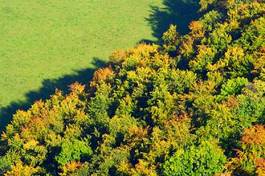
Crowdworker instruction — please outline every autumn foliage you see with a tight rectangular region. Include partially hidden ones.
[0,0,265,175]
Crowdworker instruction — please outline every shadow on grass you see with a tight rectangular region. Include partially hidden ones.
[0,57,106,132]
[147,0,200,39]
[0,0,202,132]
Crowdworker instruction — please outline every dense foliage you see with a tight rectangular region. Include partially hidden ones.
[1,0,265,175]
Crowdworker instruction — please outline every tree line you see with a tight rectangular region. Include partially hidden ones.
[0,0,265,175]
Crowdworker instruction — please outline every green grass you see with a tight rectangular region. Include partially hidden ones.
[0,0,164,109]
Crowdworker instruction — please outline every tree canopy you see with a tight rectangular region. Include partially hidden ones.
[1,0,265,175]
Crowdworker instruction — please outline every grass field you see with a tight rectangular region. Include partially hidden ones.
[0,0,167,123]
[0,0,199,130]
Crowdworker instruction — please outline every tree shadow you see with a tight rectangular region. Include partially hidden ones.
[0,57,106,132]
[147,0,200,39]
[0,0,202,132]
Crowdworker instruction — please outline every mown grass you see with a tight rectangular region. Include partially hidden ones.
[0,0,164,108]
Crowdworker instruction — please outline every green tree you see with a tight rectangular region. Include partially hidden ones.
[162,140,226,176]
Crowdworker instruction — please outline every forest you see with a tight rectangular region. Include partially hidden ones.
[0,0,265,175]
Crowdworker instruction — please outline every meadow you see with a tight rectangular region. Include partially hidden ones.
[0,0,166,127]
[0,0,198,130]
[1,1,265,175]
